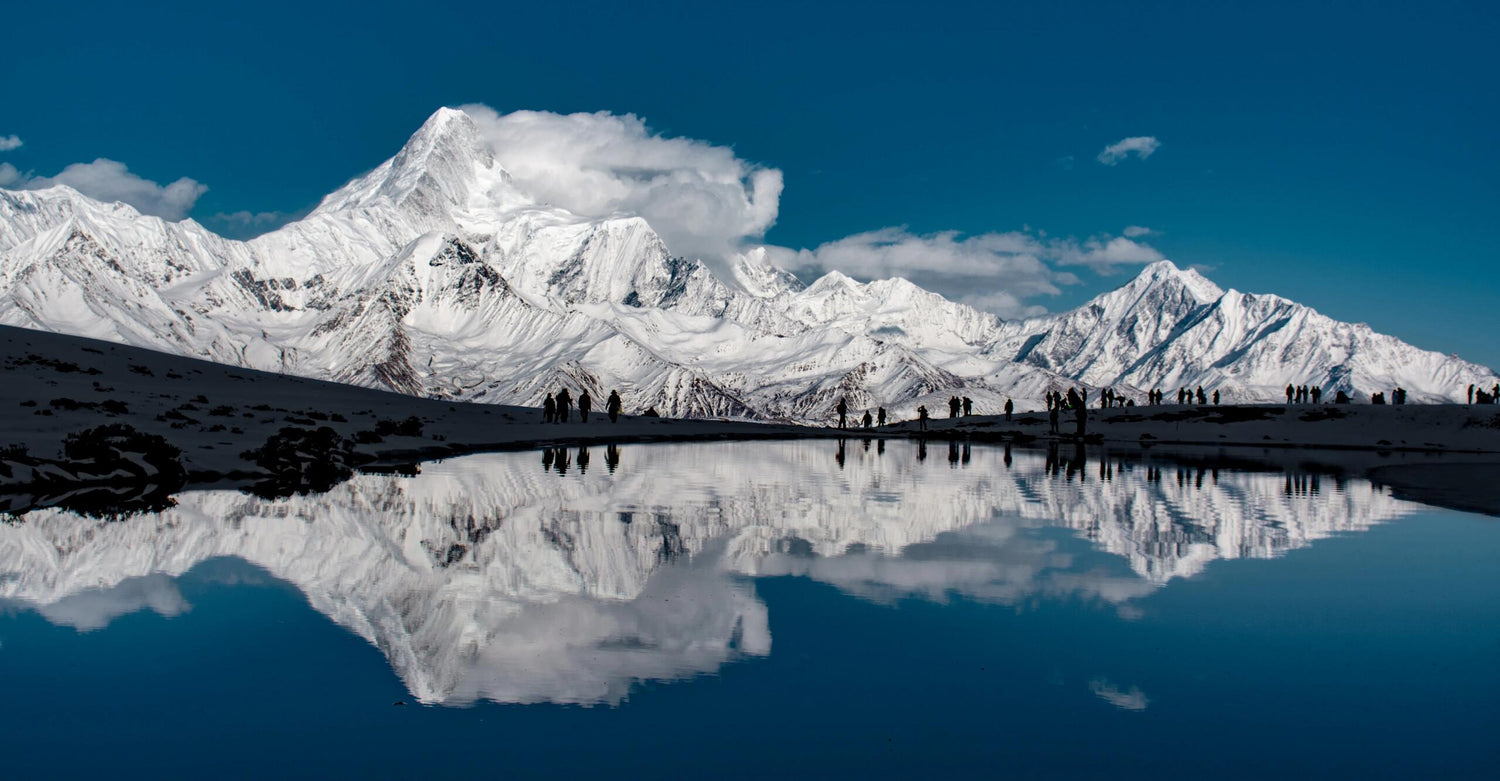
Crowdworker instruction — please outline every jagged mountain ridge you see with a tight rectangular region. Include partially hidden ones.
[1,108,1493,422]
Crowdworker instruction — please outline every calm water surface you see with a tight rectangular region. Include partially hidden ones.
[1,440,1496,779]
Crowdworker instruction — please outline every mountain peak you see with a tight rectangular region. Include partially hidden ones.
[1131,259,1223,303]
[311,107,505,219]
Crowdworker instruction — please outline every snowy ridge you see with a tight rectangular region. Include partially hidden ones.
[1,108,1494,423]
[0,443,1418,705]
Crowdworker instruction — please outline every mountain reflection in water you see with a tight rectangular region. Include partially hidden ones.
[0,440,1420,706]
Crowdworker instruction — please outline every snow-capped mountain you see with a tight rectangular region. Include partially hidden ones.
[1,108,1492,422]
[0,442,1419,705]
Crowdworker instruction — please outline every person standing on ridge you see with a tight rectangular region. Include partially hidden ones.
[1287,384,1295,404]
[949,396,961,419]
[606,389,622,423]
[578,390,592,423]
[1004,398,1013,422]
[1468,384,1475,404]
[1312,386,1322,404]
[877,407,887,427]
[543,393,556,423]
[1196,386,1206,405]
[862,410,873,428]
[917,405,929,431]
[556,388,572,423]
[1212,389,1220,405]
[962,397,973,417]
[836,397,849,429]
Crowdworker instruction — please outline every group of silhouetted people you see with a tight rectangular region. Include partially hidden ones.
[543,388,624,424]
[1286,384,1322,404]
[1098,388,1137,408]
[1468,383,1500,405]
[833,397,888,429]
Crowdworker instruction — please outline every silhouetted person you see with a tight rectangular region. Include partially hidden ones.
[1393,387,1406,405]
[1075,397,1088,437]
[1195,386,1206,405]
[1212,389,1220,405]
[1493,383,1498,403]
[577,445,590,473]
[543,393,556,423]
[1372,391,1385,405]
[606,390,622,423]
[917,405,929,431]
[862,410,872,428]
[605,444,620,473]
[1004,398,1013,421]
[1049,404,1060,434]
[1312,386,1322,404]
[556,388,572,423]
[962,397,972,417]
[949,396,961,419]
[1335,390,1351,404]
[837,397,848,429]
[642,407,660,417]
[1181,388,1190,404]
[1286,384,1295,404]
[877,407,887,427]
[578,391,592,423]
[1468,383,1475,404]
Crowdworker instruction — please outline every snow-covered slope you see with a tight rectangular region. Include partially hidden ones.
[0,442,1420,705]
[2,108,1493,423]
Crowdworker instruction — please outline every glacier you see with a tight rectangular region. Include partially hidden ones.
[1,107,1493,423]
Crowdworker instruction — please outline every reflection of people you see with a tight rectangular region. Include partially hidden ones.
[835,438,846,469]
[948,439,960,465]
[605,444,620,473]
[577,446,591,473]
[917,439,927,461]
[542,448,554,471]
[554,447,571,475]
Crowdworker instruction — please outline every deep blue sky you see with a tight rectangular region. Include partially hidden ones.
[2,0,1496,366]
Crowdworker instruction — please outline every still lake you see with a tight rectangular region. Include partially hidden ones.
[1,440,1496,779]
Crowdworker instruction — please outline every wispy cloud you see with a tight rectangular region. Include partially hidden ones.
[1122,225,1154,238]
[1098,136,1161,166]
[0,135,21,152]
[207,209,305,238]
[1090,678,1150,711]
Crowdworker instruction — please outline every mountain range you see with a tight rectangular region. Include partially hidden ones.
[1,107,1493,423]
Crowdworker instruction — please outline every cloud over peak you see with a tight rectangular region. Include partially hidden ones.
[1098,136,1161,166]
[460,105,782,267]
[11,159,207,220]
[0,135,21,152]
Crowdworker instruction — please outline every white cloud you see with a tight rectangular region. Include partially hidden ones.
[762,226,1167,315]
[1122,225,1154,237]
[1098,136,1161,165]
[0,162,20,187]
[20,158,207,220]
[0,135,21,152]
[1055,235,1165,273]
[460,105,782,266]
